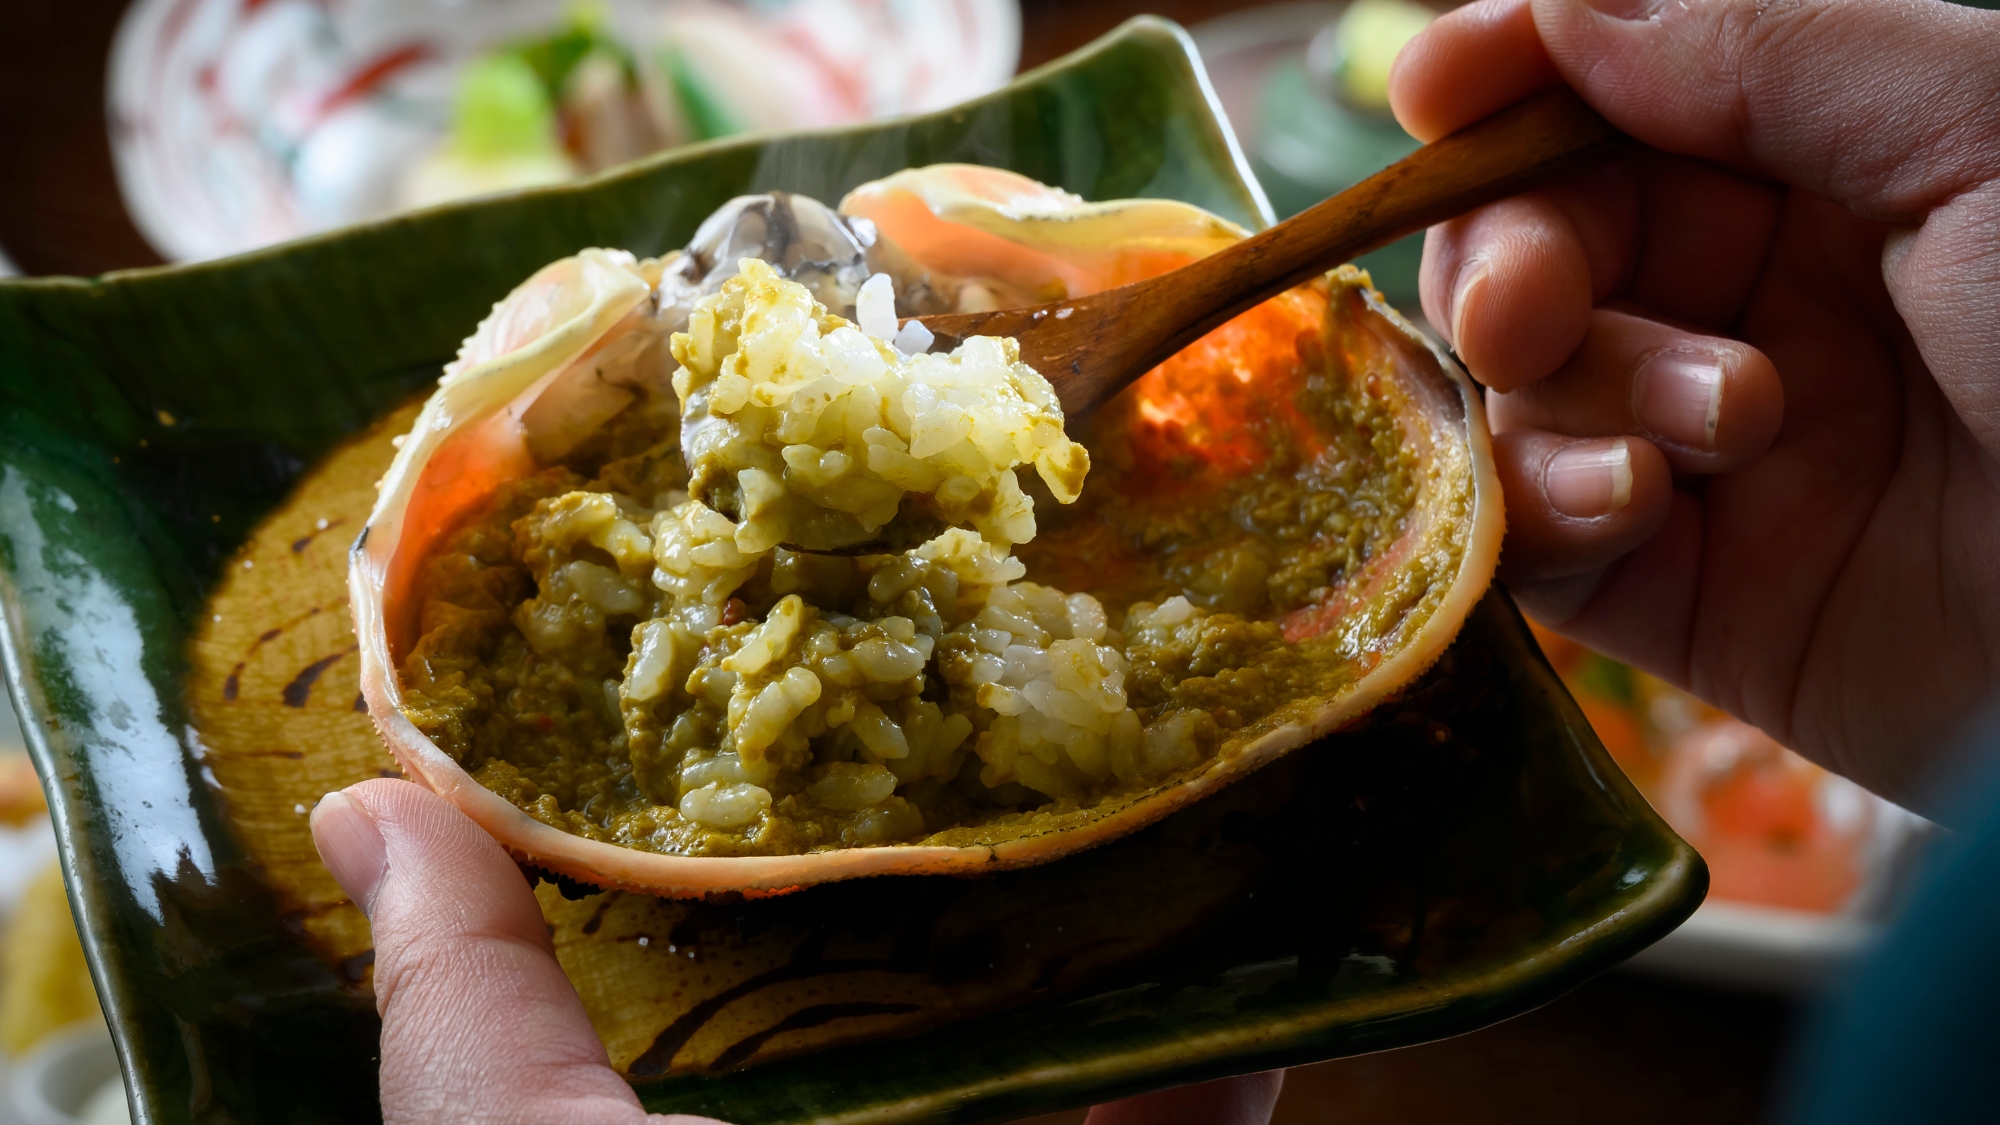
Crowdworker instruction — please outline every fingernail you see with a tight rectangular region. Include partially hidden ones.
[311,791,388,916]
[1578,0,1664,20]
[1546,438,1633,518]
[1633,355,1724,450]
[1449,261,1488,351]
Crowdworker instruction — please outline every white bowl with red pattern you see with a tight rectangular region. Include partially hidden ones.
[109,0,1020,262]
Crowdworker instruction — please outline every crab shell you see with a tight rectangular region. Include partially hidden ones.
[350,166,1503,898]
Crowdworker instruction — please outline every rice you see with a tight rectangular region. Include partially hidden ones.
[673,258,1090,553]
[416,265,1224,856]
[936,582,1143,795]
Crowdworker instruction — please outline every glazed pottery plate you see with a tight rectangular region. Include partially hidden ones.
[0,18,1704,1124]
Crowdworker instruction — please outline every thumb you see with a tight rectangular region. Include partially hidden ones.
[1523,0,2000,220]
[312,779,718,1125]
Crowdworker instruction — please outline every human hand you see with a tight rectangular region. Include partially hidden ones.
[1389,0,2000,805]
[310,779,1283,1125]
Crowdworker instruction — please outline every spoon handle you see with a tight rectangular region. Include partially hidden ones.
[1128,88,1624,368]
[945,86,1630,415]
[1154,86,1627,345]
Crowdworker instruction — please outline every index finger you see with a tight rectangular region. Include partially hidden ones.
[1389,0,1561,143]
[1395,0,2000,216]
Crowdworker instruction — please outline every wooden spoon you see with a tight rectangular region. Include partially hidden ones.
[906,87,1629,416]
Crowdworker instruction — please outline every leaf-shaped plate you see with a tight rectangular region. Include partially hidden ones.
[0,17,1703,1124]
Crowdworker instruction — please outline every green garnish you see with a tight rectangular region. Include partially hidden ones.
[452,53,560,159]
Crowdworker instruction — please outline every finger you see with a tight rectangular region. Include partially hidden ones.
[1389,0,1560,143]
[1083,1072,1285,1125]
[1420,195,1596,391]
[1397,0,1997,426]
[314,780,706,1125]
[1883,186,2000,454]
[1511,489,1703,679]
[1492,429,1674,583]
[1399,0,2000,214]
[1529,0,2000,218]
[1624,156,1785,331]
[1488,309,1784,472]
[1422,151,1786,362]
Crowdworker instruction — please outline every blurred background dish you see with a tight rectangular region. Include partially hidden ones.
[1530,624,1931,992]
[108,0,1021,261]
[7,1023,125,1125]
[0,685,118,1125]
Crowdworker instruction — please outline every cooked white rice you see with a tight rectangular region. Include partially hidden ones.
[672,258,1089,553]
[485,265,1218,848]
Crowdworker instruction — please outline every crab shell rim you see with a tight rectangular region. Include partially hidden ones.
[346,282,1503,900]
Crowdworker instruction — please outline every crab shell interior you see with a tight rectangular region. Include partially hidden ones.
[350,168,1503,898]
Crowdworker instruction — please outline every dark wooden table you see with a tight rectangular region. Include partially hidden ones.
[0,0,1795,1120]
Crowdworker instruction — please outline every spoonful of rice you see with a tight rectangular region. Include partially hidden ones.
[680,88,1625,555]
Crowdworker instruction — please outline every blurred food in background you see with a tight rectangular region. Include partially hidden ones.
[1530,621,1922,918]
[1192,0,1434,308]
[0,861,102,1059]
[110,0,1021,261]
[2,687,123,1123]
[2,682,108,1068]
[0,755,45,831]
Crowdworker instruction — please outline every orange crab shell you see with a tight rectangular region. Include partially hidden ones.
[350,169,1502,898]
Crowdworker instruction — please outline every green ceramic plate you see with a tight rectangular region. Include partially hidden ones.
[0,18,1703,1124]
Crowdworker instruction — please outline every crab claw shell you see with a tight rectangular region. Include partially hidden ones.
[840,164,1249,312]
[350,172,1502,901]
